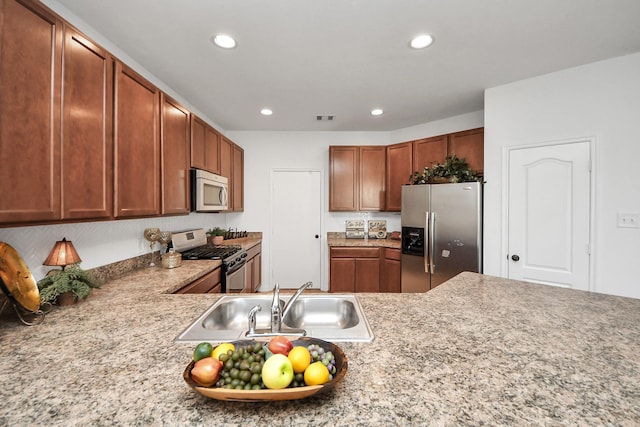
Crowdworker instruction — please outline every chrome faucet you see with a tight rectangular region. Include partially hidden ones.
[270,281,312,333]
[271,283,282,333]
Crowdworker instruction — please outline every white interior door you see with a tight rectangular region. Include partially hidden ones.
[507,140,591,290]
[271,169,322,289]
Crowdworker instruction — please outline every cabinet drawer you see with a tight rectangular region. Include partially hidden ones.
[174,268,221,294]
[385,248,401,261]
[330,247,381,258]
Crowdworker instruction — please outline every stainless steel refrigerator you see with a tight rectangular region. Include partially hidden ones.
[401,182,483,292]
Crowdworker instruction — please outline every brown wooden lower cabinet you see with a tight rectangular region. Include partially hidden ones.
[382,248,401,292]
[173,268,221,294]
[329,247,381,292]
[245,243,262,292]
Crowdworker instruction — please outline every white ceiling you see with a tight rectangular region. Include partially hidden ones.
[52,0,640,132]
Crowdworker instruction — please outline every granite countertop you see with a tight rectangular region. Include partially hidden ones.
[1,268,639,425]
[218,236,261,251]
[327,232,401,249]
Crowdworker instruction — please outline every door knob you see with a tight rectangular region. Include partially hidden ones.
[511,254,520,262]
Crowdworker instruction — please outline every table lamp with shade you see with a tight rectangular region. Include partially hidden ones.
[43,238,82,273]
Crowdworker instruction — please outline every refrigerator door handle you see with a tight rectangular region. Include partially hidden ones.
[424,212,430,273]
[429,212,436,274]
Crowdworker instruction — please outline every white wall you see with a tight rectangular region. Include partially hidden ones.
[484,52,640,299]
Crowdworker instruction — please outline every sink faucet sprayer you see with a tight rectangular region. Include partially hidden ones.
[271,281,312,333]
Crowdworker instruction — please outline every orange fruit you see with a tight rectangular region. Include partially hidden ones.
[304,361,330,385]
[288,346,311,374]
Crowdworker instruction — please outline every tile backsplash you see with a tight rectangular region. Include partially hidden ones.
[0,214,226,281]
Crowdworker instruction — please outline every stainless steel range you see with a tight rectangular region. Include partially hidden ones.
[171,229,247,293]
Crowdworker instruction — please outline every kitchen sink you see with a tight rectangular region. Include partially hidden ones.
[175,294,374,343]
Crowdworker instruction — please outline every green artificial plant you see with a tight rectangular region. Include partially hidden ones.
[207,227,226,237]
[37,264,101,304]
[410,155,480,184]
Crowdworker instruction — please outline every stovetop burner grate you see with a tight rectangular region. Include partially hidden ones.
[180,245,242,261]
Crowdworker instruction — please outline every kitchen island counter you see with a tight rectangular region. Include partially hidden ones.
[1,270,639,425]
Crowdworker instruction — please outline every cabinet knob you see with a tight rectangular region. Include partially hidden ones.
[511,254,520,262]
[315,235,319,239]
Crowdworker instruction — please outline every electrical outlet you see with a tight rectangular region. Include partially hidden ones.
[617,212,640,228]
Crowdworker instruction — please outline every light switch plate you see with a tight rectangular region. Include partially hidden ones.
[617,212,640,228]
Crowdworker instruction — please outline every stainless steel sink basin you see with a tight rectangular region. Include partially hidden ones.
[175,294,374,343]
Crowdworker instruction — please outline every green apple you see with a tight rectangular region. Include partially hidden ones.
[261,354,294,389]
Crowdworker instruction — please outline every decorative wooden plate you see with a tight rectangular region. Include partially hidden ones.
[183,336,348,402]
[0,242,40,312]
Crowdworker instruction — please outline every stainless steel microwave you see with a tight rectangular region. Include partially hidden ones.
[190,169,228,212]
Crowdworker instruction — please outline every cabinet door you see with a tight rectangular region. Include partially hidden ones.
[0,0,62,223]
[253,253,262,291]
[174,268,221,294]
[160,94,190,215]
[232,143,244,212]
[385,142,412,212]
[413,135,447,174]
[190,115,220,174]
[114,62,160,217]
[204,125,221,174]
[62,29,113,220]
[382,248,401,293]
[329,146,358,211]
[190,115,207,170]
[220,136,233,209]
[330,258,355,292]
[355,257,380,292]
[359,146,386,211]
[447,128,484,174]
[245,257,254,293]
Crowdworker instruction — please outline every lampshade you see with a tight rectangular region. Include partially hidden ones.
[43,238,82,270]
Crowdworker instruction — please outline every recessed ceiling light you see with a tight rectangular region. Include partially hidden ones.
[260,108,273,116]
[410,34,434,49]
[212,34,236,49]
[371,109,383,116]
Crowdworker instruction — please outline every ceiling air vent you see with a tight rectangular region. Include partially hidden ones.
[316,115,335,121]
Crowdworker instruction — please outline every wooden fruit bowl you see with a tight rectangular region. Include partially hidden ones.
[183,337,348,402]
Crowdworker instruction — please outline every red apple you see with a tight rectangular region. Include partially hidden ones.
[268,335,293,356]
[190,357,222,387]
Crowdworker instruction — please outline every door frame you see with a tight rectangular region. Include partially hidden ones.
[501,136,596,289]
[269,168,326,291]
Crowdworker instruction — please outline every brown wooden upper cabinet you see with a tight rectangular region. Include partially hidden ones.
[412,134,448,173]
[190,115,220,174]
[0,0,62,224]
[0,1,115,225]
[232,143,244,212]
[160,94,190,215]
[329,146,386,211]
[385,129,484,212]
[385,142,413,212]
[447,127,484,174]
[0,0,247,226]
[62,29,114,221]
[114,62,161,218]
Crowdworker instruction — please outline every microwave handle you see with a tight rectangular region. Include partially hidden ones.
[220,185,229,206]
